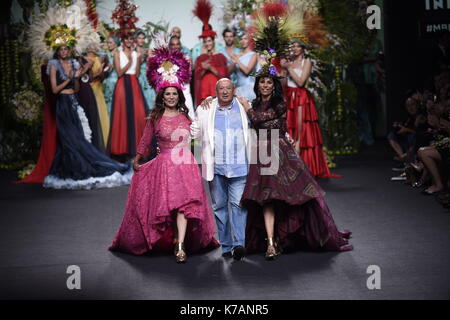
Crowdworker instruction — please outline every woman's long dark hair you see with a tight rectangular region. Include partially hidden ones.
[252,75,285,110]
[149,86,190,123]
[53,46,77,78]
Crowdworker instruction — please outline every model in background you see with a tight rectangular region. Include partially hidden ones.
[281,37,338,178]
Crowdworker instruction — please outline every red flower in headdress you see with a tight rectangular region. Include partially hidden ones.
[111,0,139,39]
[261,2,288,19]
[84,0,99,30]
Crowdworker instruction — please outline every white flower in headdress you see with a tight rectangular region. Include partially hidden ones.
[157,61,180,84]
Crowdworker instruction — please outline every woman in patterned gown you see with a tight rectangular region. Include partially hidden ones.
[239,74,352,260]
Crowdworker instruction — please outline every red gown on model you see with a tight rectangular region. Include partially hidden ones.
[15,64,57,184]
[285,60,340,178]
[194,53,228,106]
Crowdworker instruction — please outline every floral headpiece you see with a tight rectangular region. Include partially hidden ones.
[147,42,191,92]
[44,24,78,50]
[254,48,279,77]
[28,0,100,60]
[289,32,311,48]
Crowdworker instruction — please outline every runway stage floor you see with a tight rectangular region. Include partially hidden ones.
[1,142,449,300]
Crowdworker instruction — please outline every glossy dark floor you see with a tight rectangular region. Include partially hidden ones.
[1,141,449,299]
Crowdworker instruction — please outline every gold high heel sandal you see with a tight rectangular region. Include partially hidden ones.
[265,237,281,260]
[174,242,187,263]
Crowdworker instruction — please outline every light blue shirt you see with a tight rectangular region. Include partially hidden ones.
[235,51,257,101]
[181,45,192,60]
[214,98,248,178]
[220,47,241,86]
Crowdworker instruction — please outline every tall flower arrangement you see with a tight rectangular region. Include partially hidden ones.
[84,0,100,30]
[111,0,139,38]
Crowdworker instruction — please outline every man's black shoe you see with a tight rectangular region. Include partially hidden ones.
[232,246,245,261]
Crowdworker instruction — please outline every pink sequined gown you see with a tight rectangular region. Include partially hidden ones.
[109,114,219,255]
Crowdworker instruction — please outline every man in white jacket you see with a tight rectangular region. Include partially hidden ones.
[190,78,254,260]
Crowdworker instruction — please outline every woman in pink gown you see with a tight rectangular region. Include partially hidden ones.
[109,44,219,262]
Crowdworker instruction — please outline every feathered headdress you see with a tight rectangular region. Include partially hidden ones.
[251,2,303,54]
[111,0,139,39]
[248,1,303,77]
[27,0,100,60]
[287,0,329,48]
[147,35,191,92]
[192,0,216,39]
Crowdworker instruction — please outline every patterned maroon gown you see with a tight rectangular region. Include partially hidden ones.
[241,100,352,254]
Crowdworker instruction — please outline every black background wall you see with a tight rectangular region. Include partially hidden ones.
[384,0,450,124]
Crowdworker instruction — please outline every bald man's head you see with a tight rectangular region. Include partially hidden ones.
[171,27,182,38]
[216,78,234,106]
[215,78,233,91]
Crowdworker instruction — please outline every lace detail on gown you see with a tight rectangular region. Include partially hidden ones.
[110,113,219,255]
[242,101,352,253]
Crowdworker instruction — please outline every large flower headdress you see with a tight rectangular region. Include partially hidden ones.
[146,36,191,92]
[27,0,100,60]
